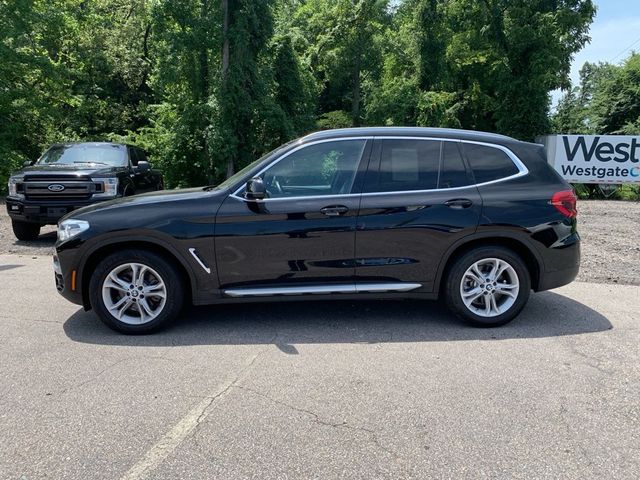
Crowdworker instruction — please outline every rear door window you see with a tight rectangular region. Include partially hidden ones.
[439,142,472,188]
[463,143,519,184]
[370,139,441,192]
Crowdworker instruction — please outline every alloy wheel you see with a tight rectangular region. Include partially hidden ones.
[459,258,520,318]
[102,262,167,325]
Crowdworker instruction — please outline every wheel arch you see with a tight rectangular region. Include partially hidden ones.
[435,233,544,296]
[79,238,194,310]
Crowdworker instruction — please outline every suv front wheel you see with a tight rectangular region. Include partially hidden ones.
[89,249,184,334]
[445,246,531,327]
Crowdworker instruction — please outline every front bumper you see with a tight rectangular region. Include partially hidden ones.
[53,253,84,307]
[6,197,105,225]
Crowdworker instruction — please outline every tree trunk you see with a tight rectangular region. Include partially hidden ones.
[351,52,361,127]
[221,0,233,177]
[199,0,210,101]
[221,0,230,82]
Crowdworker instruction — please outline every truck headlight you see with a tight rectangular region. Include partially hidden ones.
[57,219,90,242]
[8,176,24,199]
[93,177,119,198]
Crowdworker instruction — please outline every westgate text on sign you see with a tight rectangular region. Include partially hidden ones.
[538,135,640,184]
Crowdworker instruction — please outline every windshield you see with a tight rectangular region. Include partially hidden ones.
[210,140,299,191]
[36,144,126,166]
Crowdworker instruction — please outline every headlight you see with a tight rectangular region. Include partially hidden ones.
[93,177,119,198]
[57,219,90,242]
[8,176,24,199]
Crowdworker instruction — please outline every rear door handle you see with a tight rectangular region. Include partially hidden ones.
[320,205,349,216]
[444,198,473,209]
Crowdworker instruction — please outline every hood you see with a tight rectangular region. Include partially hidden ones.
[63,187,227,220]
[15,164,126,178]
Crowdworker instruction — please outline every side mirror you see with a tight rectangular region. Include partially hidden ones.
[136,160,150,173]
[23,160,32,167]
[245,177,266,200]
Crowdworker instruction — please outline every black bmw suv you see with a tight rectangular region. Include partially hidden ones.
[6,142,163,240]
[53,128,580,333]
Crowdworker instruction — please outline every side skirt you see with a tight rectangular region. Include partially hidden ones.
[223,282,422,298]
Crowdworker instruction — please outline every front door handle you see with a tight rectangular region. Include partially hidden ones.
[320,205,349,216]
[444,198,473,209]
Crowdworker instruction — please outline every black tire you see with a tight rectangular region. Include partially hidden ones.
[89,249,185,334]
[12,220,41,241]
[444,246,531,327]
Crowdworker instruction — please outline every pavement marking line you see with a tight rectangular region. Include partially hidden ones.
[120,348,267,480]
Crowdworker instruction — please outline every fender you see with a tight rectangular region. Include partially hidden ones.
[76,230,200,306]
[432,228,546,295]
[120,177,136,197]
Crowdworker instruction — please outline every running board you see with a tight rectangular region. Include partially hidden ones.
[223,282,422,298]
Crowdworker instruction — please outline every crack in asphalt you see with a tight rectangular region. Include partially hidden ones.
[233,384,407,466]
[59,357,132,395]
[563,338,613,376]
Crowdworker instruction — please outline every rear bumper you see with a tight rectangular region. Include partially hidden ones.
[6,197,102,225]
[536,235,581,291]
[537,264,580,291]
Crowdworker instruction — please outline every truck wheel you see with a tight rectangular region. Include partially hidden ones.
[12,220,41,241]
[89,249,185,334]
[444,246,531,327]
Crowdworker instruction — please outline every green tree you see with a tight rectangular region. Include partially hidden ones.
[0,0,79,192]
[553,54,640,135]
[216,0,275,176]
[292,0,388,127]
[446,0,595,140]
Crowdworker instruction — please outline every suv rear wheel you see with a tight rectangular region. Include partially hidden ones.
[89,249,184,334]
[12,220,41,241]
[445,246,531,327]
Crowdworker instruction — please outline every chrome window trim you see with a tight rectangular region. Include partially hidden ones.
[229,136,528,202]
[230,137,370,201]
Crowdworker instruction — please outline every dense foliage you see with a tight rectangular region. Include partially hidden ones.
[553,53,640,136]
[1,0,597,192]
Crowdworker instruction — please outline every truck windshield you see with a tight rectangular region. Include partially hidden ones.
[36,144,126,166]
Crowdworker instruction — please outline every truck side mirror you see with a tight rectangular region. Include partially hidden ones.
[136,161,150,173]
[245,177,266,200]
[23,160,32,167]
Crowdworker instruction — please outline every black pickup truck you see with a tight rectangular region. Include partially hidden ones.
[6,142,163,240]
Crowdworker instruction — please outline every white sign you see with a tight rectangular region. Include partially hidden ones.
[538,135,640,184]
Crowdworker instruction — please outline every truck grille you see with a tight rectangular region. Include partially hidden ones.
[23,177,96,201]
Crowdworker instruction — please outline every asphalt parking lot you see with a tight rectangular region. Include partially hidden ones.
[1,255,638,479]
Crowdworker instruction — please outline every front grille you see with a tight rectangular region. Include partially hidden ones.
[23,180,96,201]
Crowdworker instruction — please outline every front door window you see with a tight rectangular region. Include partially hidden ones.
[261,140,366,198]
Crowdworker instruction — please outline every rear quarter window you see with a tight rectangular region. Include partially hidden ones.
[463,143,519,184]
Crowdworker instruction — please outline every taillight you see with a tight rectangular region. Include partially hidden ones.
[550,190,577,218]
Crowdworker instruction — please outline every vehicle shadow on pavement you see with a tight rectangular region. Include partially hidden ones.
[63,290,613,350]
[8,230,57,253]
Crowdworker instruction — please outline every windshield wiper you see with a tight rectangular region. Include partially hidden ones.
[73,161,110,166]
